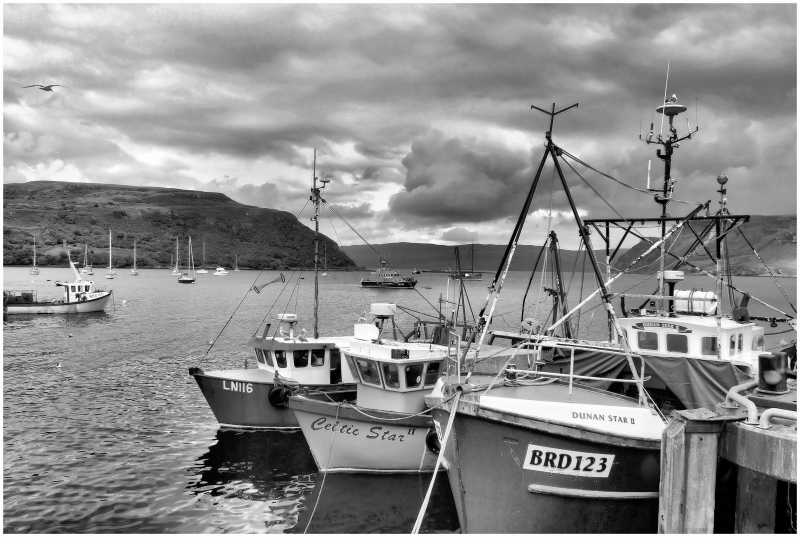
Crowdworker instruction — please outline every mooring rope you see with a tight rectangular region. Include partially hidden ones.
[411,390,461,535]
[303,403,341,534]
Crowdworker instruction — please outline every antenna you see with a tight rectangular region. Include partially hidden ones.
[659,61,670,139]
[646,160,652,190]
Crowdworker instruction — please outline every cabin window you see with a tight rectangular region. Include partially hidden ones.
[294,350,309,368]
[424,362,441,387]
[753,335,765,351]
[738,334,743,353]
[729,335,736,353]
[637,331,659,351]
[666,334,688,354]
[255,349,266,365]
[311,349,325,367]
[701,337,717,356]
[263,350,274,367]
[275,350,287,368]
[405,364,424,388]
[356,358,382,386]
[381,363,401,389]
[344,354,360,380]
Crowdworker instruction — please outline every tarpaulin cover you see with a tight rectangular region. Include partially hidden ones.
[540,347,753,410]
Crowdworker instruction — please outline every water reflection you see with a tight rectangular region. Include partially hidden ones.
[293,472,460,534]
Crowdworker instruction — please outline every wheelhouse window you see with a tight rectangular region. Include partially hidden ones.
[356,358,382,386]
[311,349,325,367]
[701,337,717,356]
[275,350,287,368]
[753,335,765,351]
[730,335,736,353]
[637,331,659,351]
[405,364,424,388]
[666,334,688,354]
[294,350,309,368]
[738,334,743,353]
[381,363,401,389]
[255,349,266,365]
[424,362,441,387]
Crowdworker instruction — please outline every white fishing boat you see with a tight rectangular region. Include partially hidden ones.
[289,303,449,473]
[80,244,93,275]
[29,236,39,276]
[171,237,181,275]
[130,239,138,276]
[196,241,208,274]
[212,267,229,276]
[105,230,117,279]
[4,255,113,314]
[178,237,196,284]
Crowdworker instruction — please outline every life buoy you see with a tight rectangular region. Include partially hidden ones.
[425,429,441,454]
[268,386,292,408]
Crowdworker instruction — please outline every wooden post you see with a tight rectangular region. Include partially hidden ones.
[659,408,725,533]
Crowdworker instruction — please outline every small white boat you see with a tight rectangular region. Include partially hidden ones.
[130,239,139,276]
[29,236,40,276]
[4,256,113,314]
[213,267,229,276]
[105,229,117,279]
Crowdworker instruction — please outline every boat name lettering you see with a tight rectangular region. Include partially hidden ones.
[572,412,635,424]
[523,444,615,478]
[222,380,253,393]
[631,322,691,333]
[310,417,359,437]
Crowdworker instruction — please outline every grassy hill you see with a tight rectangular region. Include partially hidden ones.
[3,181,357,271]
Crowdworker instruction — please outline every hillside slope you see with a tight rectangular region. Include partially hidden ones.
[3,181,357,270]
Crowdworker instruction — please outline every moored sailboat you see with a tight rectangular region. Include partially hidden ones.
[29,235,40,276]
[177,237,196,284]
[171,237,181,275]
[80,244,93,275]
[105,230,117,279]
[130,239,139,276]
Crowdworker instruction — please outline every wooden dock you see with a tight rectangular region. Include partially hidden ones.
[659,387,796,533]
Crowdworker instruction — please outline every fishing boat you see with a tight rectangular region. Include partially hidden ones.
[80,244,93,275]
[29,236,40,276]
[130,240,139,276]
[234,254,241,272]
[288,302,449,473]
[422,98,796,533]
[105,230,117,279]
[171,238,181,275]
[412,268,421,275]
[449,243,481,281]
[4,256,113,314]
[190,152,360,428]
[178,237,196,284]
[360,259,417,289]
[196,242,208,274]
[212,266,229,276]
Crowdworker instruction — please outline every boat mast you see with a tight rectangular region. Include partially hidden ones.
[109,229,112,271]
[310,149,330,339]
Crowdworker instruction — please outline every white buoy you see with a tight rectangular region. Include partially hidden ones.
[57,362,61,368]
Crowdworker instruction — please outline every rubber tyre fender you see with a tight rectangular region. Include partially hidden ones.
[425,429,441,454]
[268,386,292,408]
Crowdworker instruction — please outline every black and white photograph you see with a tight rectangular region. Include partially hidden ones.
[3,3,797,533]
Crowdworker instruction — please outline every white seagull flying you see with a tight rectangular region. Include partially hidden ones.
[22,84,67,92]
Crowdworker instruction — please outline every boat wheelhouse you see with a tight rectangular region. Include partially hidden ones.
[4,258,112,314]
[289,303,448,473]
[360,259,417,289]
[191,312,358,429]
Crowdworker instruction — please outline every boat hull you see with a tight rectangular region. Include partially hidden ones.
[290,395,438,473]
[430,399,661,533]
[3,292,112,315]
[359,281,417,289]
[191,368,355,429]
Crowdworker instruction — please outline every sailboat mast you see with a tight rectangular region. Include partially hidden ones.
[109,229,112,269]
[312,149,320,339]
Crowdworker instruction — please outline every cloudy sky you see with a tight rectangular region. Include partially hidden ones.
[4,4,796,248]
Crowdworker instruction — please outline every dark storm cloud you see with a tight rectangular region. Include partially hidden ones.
[3,4,795,245]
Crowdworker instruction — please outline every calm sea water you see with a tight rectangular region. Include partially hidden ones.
[3,266,796,533]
